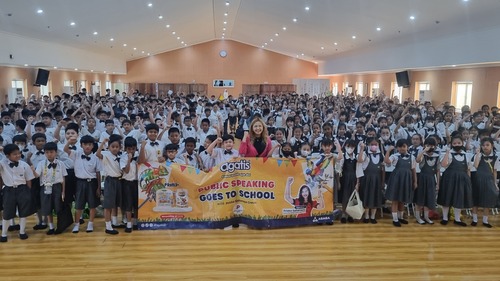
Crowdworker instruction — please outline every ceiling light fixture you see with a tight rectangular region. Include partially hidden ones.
[148,3,152,7]
[184,43,187,46]
[275,33,279,36]
[270,38,273,42]
[110,38,114,41]
[305,6,310,11]
[93,31,98,35]
[301,53,304,56]
[352,35,356,39]
[70,22,75,26]
[223,21,227,24]
[37,9,43,14]
[222,36,225,39]
[225,1,229,6]
[123,43,127,47]
[177,36,180,40]
[104,71,107,73]
[91,70,94,72]
[410,16,415,20]
[376,27,381,31]
[293,18,298,22]
[24,64,28,67]
[223,27,226,31]
[74,68,78,71]
[224,12,228,16]
[321,46,324,50]
[166,24,170,28]
[133,47,137,50]
[264,43,268,45]
[334,42,338,45]
[53,66,57,69]
[158,15,163,19]
[222,33,225,36]
[147,53,150,56]
[172,31,176,35]
[282,27,287,30]
[181,41,184,44]
[142,51,145,54]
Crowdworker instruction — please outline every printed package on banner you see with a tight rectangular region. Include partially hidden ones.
[138,156,335,229]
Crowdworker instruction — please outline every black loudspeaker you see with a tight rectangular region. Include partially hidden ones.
[395,71,410,88]
[35,68,50,86]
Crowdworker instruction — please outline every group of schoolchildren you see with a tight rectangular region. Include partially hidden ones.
[0,90,499,242]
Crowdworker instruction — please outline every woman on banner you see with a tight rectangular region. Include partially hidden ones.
[239,118,273,157]
[284,177,325,218]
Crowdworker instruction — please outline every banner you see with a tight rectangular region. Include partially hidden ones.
[137,156,335,230]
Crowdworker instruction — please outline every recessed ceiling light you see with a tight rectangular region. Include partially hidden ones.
[223,27,226,31]
[264,43,268,45]
[172,31,176,35]
[53,66,57,69]
[104,71,107,73]
[223,21,227,25]
[321,46,324,50]
[410,16,415,20]
[376,27,381,31]
[305,6,310,11]
[225,1,229,6]
[452,65,457,67]
[222,33,225,36]
[181,41,184,44]
[184,43,187,46]
[224,12,228,16]
[123,43,127,47]
[91,70,94,72]
[270,38,273,42]
[133,47,137,50]
[261,45,264,48]
[158,15,163,19]
[352,35,356,39]
[37,9,43,14]
[282,27,287,30]
[275,33,279,36]
[334,42,338,45]
[301,53,304,56]
[110,38,114,41]
[142,51,145,54]
[74,68,78,71]
[296,55,299,58]
[222,36,225,39]
[93,31,98,35]
[176,36,180,40]
[166,24,170,28]
[148,3,152,7]
[70,22,75,26]
[293,18,298,22]
[24,64,28,67]
[147,53,150,56]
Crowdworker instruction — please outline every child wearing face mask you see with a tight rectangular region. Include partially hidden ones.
[394,115,417,142]
[414,137,440,224]
[379,126,396,184]
[358,138,385,223]
[419,116,443,141]
[339,140,362,223]
[437,136,473,227]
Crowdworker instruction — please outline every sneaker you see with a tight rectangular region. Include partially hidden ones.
[340,217,347,224]
[393,221,401,227]
[46,229,55,235]
[416,219,426,225]
[424,218,434,225]
[0,236,7,242]
[453,221,467,227]
[399,218,409,224]
[440,220,449,225]
[72,225,80,234]
[33,224,48,230]
[370,219,378,224]
[19,233,28,240]
[483,223,493,228]
[125,227,132,233]
[471,221,478,227]
[86,226,94,233]
[105,229,119,235]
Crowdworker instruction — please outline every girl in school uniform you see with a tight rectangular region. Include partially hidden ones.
[339,140,361,223]
[437,135,473,226]
[384,139,417,227]
[471,137,499,227]
[414,137,440,224]
[358,137,385,223]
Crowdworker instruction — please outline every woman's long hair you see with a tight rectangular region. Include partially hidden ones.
[297,185,313,205]
[249,117,269,143]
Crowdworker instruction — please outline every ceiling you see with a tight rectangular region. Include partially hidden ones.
[0,0,500,64]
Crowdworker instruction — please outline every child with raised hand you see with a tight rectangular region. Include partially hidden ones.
[437,136,473,226]
[0,144,35,242]
[182,137,203,169]
[471,137,499,227]
[138,123,165,164]
[120,137,139,232]
[384,139,417,227]
[207,134,239,165]
[414,137,440,224]
[96,134,123,235]
[32,142,67,235]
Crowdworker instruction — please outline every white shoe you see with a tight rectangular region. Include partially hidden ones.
[424,218,434,224]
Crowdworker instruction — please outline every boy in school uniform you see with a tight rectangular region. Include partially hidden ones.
[199,135,217,172]
[27,133,48,230]
[0,144,35,242]
[139,124,166,164]
[97,134,123,235]
[67,135,102,233]
[1,111,16,141]
[181,137,203,169]
[207,134,239,166]
[12,135,29,162]
[120,137,139,232]
[32,142,67,235]
[164,143,181,163]
[181,116,197,139]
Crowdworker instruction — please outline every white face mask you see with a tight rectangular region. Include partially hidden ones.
[407,123,415,130]
[346,147,354,154]
[18,145,25,151]
[381,135,390,141]
[426,122,434,128]
[412,114,418,119]
[301,150,310,157]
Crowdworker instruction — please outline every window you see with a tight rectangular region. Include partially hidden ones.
[371,82,380,96]
[63,80,72,87]
[453,82,473,111]
[391,82,403,101]
[11,80,25,96]
[106,81,112,92]
[418,82,430,91]
[40,84,49,96]
[332,82,338,96]
[356,82,364,96]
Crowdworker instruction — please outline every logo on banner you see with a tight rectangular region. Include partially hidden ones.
[220,159,251,173]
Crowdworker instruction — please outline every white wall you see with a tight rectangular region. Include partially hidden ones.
[0,31,126,74]
[319,25,500,75]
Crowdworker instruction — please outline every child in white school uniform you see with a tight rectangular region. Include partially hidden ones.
[199,135,217,172]
[0,144,35,242]
[181,137,203,169]
[27,133,48,230]
[139,124,165,165]
[32,142,67,235]
[120,137,139,232]
[207,134,239,166]
[96,134,123,235]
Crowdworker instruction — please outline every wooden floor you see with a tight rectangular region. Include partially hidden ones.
[1,215,500,281]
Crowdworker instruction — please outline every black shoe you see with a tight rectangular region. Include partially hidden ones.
[19,233,28,240]
[340,217,347,224]
[79,218,85,224]
[105,229,119,235]
[370,219,378,224]
[471,221,477,227]
[232,224,240,228]
[46,229,55,235]
[125,227,132,233]
[33,224,48,230]
[112,224,125,229]
[399,218,409,224]
[440,220,449,225]
[393,221,401,227]
[0,236,7,242]
[133,225,138,230]
[347,217,354,223]
[453,221,467,227]
[483,223,493,228]
[363,218,370,223]
[326,222,334,225]
[54,229,64,235]
[8,224,20,232]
